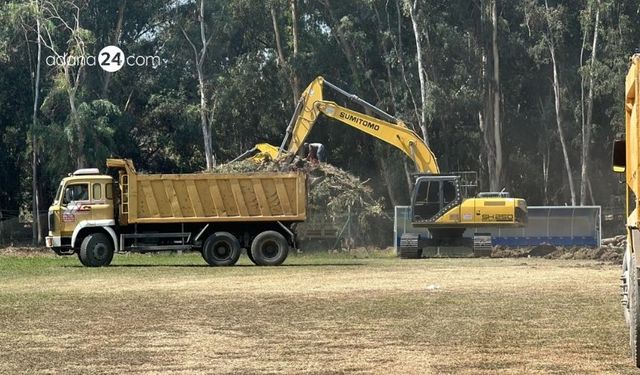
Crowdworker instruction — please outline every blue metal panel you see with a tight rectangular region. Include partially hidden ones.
[394,206,601,249]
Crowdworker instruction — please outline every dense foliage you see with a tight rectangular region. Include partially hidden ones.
[0,0,638,237]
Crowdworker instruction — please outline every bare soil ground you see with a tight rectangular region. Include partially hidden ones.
[492,244,624,263]
[0,250,635,374]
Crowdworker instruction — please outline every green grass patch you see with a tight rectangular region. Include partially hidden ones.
[0,254,634,374]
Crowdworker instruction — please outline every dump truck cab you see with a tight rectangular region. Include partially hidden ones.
[46,168,116,255]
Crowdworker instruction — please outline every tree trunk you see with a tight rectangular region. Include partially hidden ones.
[39,1,88,168]
[544,0,576,205]
[538,98,550,205]
[65,67,84,168]
[580,1,600,205]
[478,0,499,192]
[102,0,126,97]
[373,2,395,112]
[549,43,576,205]
[289,0,300,100]
[542,147,549,205]
[587,176,595,205]
[407,0,429,144]
[199,69,214,170]
[490,0,502,191]
[379,156,398,207]
[271,5,299,105]
[182,0,215,169]
[374,3,414,202]
[403,159,414,196]
[199,0,215,169]
[394,0,420,132]
[478,108,495,190]
[32,0,42,245]
[321,0,360,85]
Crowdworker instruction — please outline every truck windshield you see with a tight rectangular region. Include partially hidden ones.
[53,184,63,204]
[63,184,89,204]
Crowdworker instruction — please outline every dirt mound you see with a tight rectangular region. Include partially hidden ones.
[528,244,557,257]
[0,246,51,257]
[491,244,623,263]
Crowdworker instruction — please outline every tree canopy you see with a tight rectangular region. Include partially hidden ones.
[0,0,637,233]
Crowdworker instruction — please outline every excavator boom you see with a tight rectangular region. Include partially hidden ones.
[281,77,439,174]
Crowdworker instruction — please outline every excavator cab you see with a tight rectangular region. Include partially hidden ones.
[411,176,462,223]
[410,174,525,228]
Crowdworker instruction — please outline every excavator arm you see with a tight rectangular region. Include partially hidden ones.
[279,77,439,174]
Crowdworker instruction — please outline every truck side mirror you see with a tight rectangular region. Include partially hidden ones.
[613,139,626,173]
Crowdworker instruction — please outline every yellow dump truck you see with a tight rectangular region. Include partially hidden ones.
[614,54,640,367]
[45,159,306,267]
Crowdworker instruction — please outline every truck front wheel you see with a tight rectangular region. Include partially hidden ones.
[78,233,114,267]
[202,232,241,266]
[250,231,289,266]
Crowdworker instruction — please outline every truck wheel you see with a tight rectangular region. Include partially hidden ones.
[202,232,241,266]
[628,251,640,368]
[79,233,114,267]
[250,231,289,266]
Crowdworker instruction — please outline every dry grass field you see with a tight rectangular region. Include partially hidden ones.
[0,251,635,374]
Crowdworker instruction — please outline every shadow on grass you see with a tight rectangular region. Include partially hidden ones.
[61,263,365,268]
[280,263,364,267]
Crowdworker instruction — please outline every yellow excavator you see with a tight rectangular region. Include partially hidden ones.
[244,77,527,257]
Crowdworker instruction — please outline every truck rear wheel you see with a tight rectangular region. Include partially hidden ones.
[78,233,114,267]
[202,232,241,266]
[250,231,289,266]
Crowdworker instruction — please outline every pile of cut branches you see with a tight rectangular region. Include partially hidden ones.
[211,158,386,244]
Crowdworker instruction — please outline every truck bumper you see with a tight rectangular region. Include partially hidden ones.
[46,236,74,255]
[45,236,61,248]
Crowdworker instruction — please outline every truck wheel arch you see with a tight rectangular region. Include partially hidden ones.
[71,220,119,252]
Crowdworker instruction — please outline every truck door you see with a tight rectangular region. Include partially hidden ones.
[90,181,115,222]
[60,182,91,236]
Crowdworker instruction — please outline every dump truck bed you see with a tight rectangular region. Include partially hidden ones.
[107,159,306,225]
